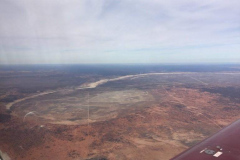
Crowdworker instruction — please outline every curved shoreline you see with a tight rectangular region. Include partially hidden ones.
[0,149,11,160]
[6,72,194,110]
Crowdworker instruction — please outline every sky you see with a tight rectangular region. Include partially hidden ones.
[0,0,239,64]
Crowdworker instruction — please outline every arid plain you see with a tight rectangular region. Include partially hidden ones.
[1,65,240,160]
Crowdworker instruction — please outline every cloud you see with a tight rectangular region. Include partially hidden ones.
[0,0,239,64]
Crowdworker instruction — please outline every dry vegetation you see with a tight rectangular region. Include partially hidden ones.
[1,71,240,160]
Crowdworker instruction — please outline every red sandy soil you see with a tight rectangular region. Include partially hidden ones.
[1,87,240,160]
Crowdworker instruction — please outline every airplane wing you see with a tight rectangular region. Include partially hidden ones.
[170,119,240,160]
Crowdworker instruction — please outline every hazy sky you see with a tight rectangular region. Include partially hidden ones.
[0,0,240,64]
